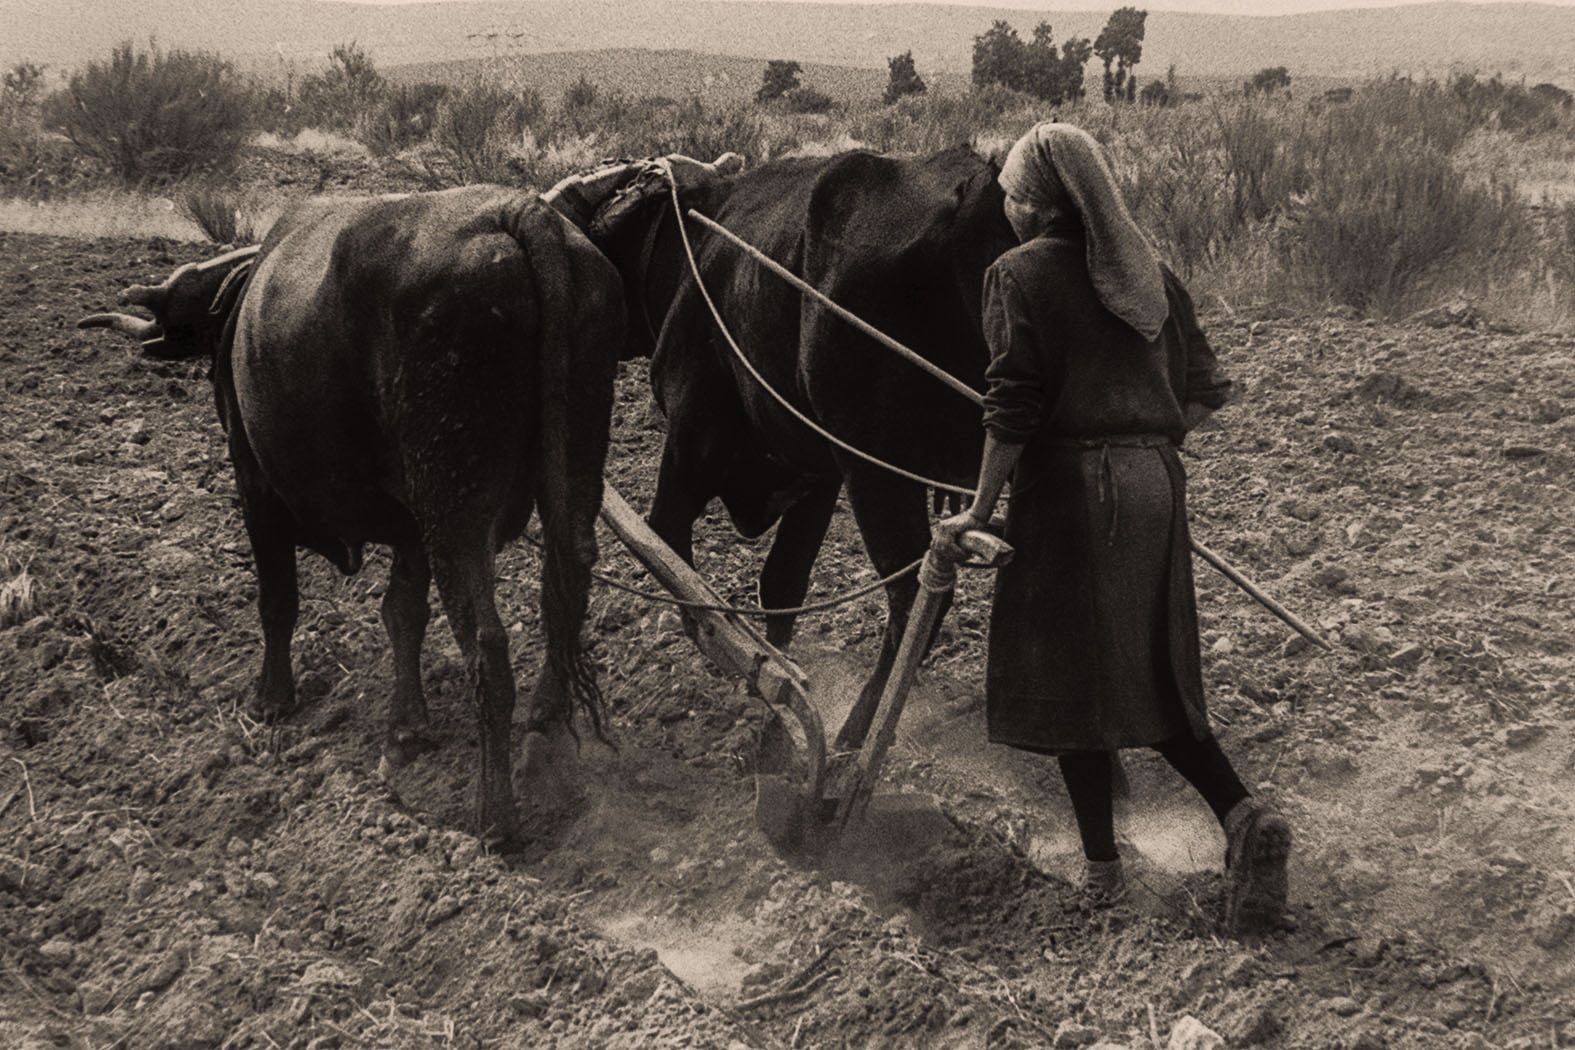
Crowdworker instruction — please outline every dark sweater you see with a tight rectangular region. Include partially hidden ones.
[980,233,1231,447]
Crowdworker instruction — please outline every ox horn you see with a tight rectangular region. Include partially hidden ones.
[78,312,161,340]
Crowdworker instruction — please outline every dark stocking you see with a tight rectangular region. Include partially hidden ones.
[1056,751,1118,863]
[1152,732,1250,826]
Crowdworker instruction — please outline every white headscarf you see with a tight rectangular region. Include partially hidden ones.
[999,122,1169,341]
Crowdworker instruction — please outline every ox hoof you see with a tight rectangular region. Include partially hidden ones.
[247,681,297,724]
[479,825,526,856]
[519,727,581,813]
[382,725,440,769]
[764,626,795,651]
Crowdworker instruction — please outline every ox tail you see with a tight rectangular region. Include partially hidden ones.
[505,200,608,745]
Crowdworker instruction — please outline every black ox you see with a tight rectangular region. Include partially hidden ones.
[80,187,624,849]
[597,146,1018,751]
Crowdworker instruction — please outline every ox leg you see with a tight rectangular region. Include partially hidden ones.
[243,488,299,722]
[380,544,438,767]
[831,466,946,753]
[646,435,713,566]
[758,481,840,649]
[518,654,581,814]
[430,548,521,852]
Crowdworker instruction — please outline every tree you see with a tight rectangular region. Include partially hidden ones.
[971,21,1026,93]
[1139,79,1169,107]
[973,20,1090,104]
[1060,36,1094,101]
[1243,66,1292,98]
[756,59,802,103]
[883,51,926,104]
[1093,7,1147,103]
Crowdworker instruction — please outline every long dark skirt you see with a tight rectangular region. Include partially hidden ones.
[985,436,1208,753]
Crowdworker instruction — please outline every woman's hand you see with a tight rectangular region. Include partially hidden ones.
[933,510,988,562]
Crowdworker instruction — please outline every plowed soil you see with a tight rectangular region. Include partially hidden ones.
[1,230,1573,1049]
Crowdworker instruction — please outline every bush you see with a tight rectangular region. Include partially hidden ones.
[562,75,599,113]
[628,97,766,165]
[884,52,926,105]
[46,42,255,185]
[179,181,257,244]
[0,62,47,186]
[295,43,385,132]
[781,86,834,115]
[756,60,802,104]
[1139,81,1170,107]
[1244,66,1291,98]
[360,81,449,156]
[1291,142,1524,314]
[850,84,1038,155]
[432,82,537,184]
[558,76,604,138]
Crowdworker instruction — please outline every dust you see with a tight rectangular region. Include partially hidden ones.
[593,911,753,997]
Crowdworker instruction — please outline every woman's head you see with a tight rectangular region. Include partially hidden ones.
[1000,131,1076,242]
[996,121,1172,341]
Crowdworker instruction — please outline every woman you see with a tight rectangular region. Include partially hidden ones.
[935,122,1291,933]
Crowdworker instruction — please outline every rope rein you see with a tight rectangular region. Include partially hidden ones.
[660,171,978,499]
[523,530,922,617]
[564,168,997,621]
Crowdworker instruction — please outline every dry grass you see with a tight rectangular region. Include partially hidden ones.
[0,191,209,239]
[178,182,260,244]
[0,547,37,628]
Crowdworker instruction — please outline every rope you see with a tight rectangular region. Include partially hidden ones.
[521,529,924,617]
[589,554,922,615]
[684,210,985,405]
[657,172,1332,654]
[660,167,977,499]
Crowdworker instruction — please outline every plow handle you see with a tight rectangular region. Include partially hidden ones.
[956,529,1013,568]
[840,531,1014,830]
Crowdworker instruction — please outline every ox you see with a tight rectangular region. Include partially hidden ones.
[80,187,624,849]
[595,146,1018,751]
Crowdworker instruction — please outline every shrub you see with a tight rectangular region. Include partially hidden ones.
[558,76,606,138]
[1139,80,1170,107]
[884,51,926,105]
[179,181,257,244]
[756,60,802,104]
[360,81,449,156]
[432,82,536,184]
[296,43,385,132]
[0,62,47,186]
[781,86,834,115]
[1290,140,1524,314]
[1244,66,1291,98]
[46,42,255,185]
[3,62,46,109]
[634,97,766,165]
[849,84,1038,155]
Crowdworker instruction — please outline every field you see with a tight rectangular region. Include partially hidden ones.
[1,216,1573,1048]
[1,19,1575,1048]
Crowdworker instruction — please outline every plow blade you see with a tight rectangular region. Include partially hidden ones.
[599,484,828,852]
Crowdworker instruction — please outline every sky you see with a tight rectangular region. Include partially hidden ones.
[341,0,1573,12]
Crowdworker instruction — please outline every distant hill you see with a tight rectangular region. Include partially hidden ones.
[2,0,1570,88]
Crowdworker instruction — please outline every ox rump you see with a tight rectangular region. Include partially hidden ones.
[79,186,626,851]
